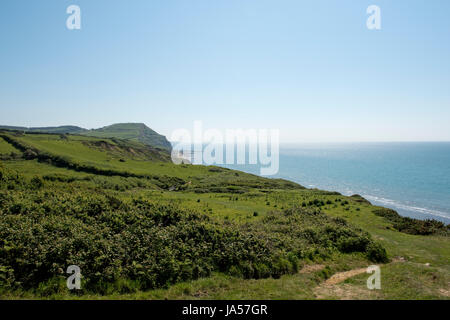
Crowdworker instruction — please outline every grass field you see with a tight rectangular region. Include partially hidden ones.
[0,130,448,300]
[0,137,20,155]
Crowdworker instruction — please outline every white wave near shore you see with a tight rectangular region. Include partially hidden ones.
[362,195,450,221]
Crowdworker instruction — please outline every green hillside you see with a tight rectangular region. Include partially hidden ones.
[83,123,172,151]
[0,130,448,300]
[0,123,172,151]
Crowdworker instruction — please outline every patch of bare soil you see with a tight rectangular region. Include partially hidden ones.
[299,264,325,274]
[313,257,407,299]
[392,256,406,263]
[324,268,368,286]
[314,283,380,300]
[439,288,450,298]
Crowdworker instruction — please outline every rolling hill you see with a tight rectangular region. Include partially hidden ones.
[83,123,172,151]
[0,123,172,151]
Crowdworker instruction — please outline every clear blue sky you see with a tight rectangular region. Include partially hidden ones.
[1,0,449,142]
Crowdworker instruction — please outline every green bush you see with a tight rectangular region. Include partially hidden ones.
[366,242,389,263]
[0,167,389,294]
[317,265,332,280]
[373,208,449,236]
[337,236,370,253]
[30,176,44,189]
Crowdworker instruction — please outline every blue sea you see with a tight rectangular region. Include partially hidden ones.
[218,142,450,224]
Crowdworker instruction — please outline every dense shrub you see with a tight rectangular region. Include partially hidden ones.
[0,167,388,294]
[366,242,389,263]
[30,176,44,189]
[0,190,269,290]
[246,207,387,263]
[373,208,449,236]
[0,174,288,291]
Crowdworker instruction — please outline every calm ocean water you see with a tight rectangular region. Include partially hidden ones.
[218,142,450,224]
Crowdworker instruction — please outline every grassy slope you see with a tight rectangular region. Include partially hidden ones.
[0,132,448,300]
[82,123,172,151]
[0,137,20,155]
[3,132,300,191]
[0,123,171,150]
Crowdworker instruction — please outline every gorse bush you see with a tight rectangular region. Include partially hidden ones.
[0,167,388,295]
[373,208,449,236]
[244,207,387,264]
